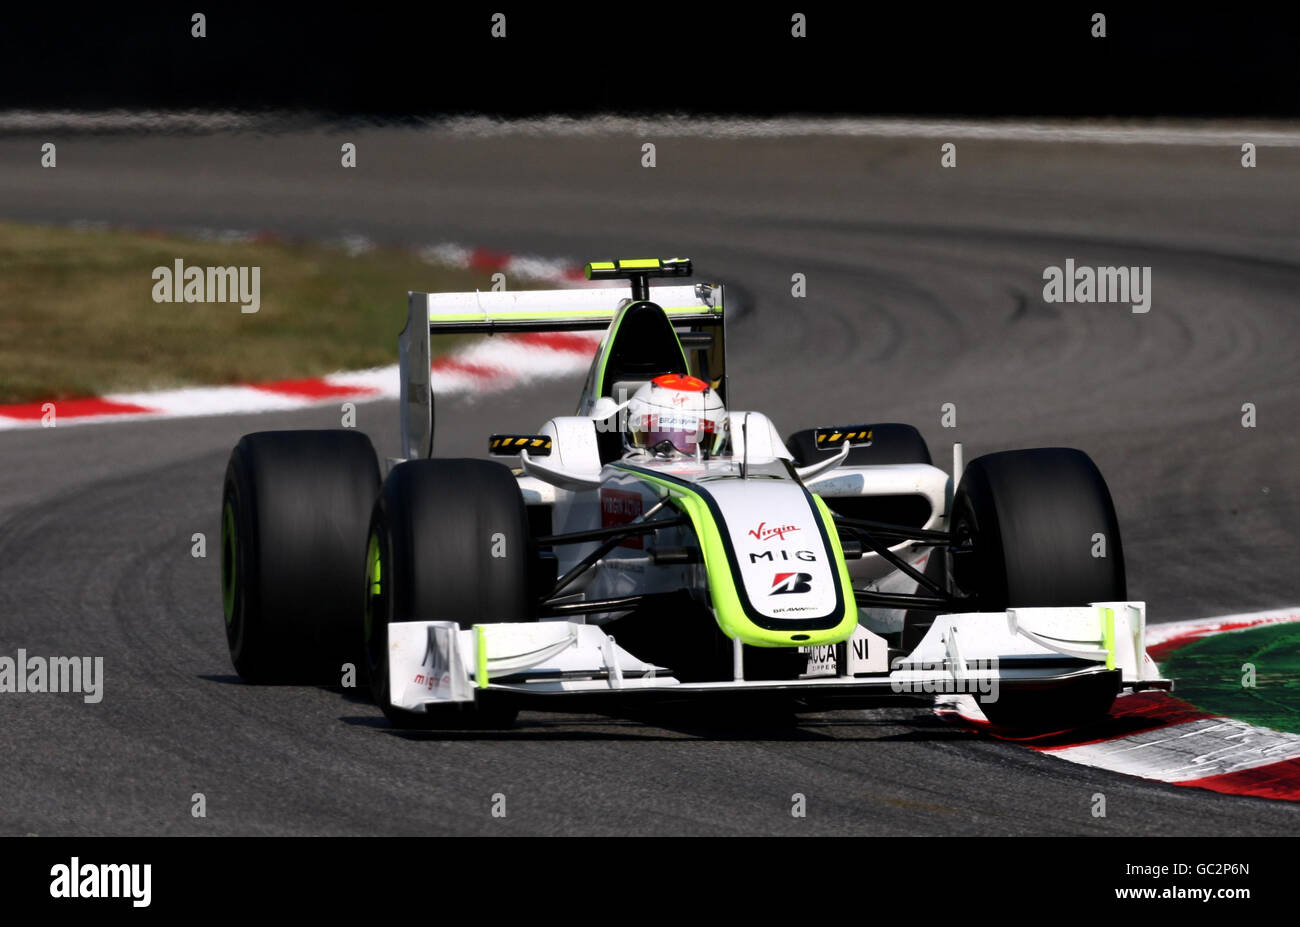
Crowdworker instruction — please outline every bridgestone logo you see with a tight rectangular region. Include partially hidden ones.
[770,572,812,595]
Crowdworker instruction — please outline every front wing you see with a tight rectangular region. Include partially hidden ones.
[386,602,1170,714]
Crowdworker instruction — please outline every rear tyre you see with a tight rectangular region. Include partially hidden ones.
[221,430,380,684]
[364,459,531,729]
[937,447,1127,729]
[785,423,932,467]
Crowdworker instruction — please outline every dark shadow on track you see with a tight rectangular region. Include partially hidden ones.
[334,701,964,745]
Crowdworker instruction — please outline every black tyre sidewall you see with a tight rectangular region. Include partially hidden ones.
[221,430,380,684]
[951,448,1126,611]
[365,458,530,727]
[223,451,270,681]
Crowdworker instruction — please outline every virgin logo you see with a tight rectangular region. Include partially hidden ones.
[748,521,799,542]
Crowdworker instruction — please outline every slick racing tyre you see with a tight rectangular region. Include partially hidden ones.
[933,447,1126,729]
[222,430,381,684]
[785,422,932,467]
[948,447,1126,611]
[364,459,531,729]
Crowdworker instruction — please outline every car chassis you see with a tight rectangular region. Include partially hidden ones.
[378,258,1171,726]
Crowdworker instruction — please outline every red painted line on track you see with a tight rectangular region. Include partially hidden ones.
[936,691,1216,750]
[468,247,512,272]
[1174,758,1300,801]
[1029,693,1218,751]
[252,378,381,399]
[0,397,156,419]
[1147,617,1298,661]
[430,357,502,379]
[513,331,602,353]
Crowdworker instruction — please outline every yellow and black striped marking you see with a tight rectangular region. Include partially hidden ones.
[585,257,693,280]
[489,434,553,456]
[814,426,873,449]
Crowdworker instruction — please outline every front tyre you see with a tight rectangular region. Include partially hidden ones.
[949,447,1126,611]
[221,430,380,684]
[939,447,1127,729]
[364,459,531,729]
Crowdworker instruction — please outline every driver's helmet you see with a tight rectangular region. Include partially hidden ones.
[624,373,728,458]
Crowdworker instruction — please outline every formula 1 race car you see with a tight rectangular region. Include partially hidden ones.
[219,257,1169,731]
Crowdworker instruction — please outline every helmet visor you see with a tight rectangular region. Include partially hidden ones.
[630,414,717,455]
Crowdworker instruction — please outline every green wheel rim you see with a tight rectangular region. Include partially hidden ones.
[221,500,237,626]
[363,531,382,643]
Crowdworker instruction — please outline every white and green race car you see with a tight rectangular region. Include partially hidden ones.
[220,257,1168,730]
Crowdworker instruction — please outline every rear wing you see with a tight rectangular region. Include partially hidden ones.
[398,271,725,459]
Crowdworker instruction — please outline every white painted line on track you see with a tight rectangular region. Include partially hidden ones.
[7,110,1299,146]
[432,115,1300,147]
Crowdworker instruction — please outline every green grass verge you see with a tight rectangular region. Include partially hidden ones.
[0,222,507,403]
[1162,623,1300,735]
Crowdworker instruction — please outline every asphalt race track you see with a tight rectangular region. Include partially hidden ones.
[1,124,1297,834]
